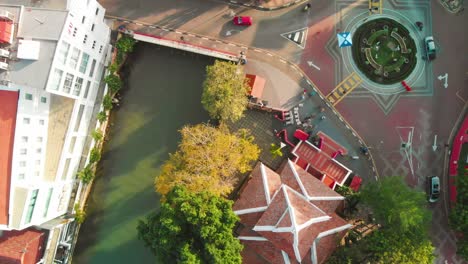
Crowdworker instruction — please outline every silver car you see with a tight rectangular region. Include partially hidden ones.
[428,176,440,203]
[425,36,436,60]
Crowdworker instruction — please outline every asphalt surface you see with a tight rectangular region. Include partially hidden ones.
[98,0,467,262]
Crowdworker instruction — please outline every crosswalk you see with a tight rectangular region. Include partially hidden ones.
[326,72,363,106]
[280,27,308,49]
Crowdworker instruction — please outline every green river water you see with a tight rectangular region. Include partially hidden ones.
[73,43,214,264]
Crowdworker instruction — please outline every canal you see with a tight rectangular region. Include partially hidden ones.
[73,43,214,264]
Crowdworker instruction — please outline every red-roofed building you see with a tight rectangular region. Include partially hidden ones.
[291,140,352,190]
[234,161,351,264]
[0,228,46,264]
[0,90,19,227]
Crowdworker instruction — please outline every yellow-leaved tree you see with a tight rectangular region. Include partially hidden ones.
[201,60,250,122]
[155,123,260,197]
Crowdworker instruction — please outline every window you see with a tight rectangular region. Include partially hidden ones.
[18,173,25,180]
[73,27,77,37]
[24,189,39,224]
[49,69,63,91]
[23,118,30,124]
[95,8,99,15]
[25,93,32,100]
[73,77,83,96]
[35,171,40,177]
[99,45,103,54]
[36,160,41,166]
[39,119,45,125]
[91,24,95,31]
[69,47,81,69]
[40,97,47,103]
[89,59,96,77]
[83,34,88,44]
[37,137,43,143]
[83,81,91,99]
[36,148,42,154]
[20,161,26,167]
[79,53,89,74]
[20,149,27,155]
[21,136,28,143]
[92,40,96,49]
[43,188,53,218]
[57,41,70,65]
[63,73,74,93]
[82,16,85,24]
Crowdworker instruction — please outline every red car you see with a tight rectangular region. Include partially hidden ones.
[233,16,252,26]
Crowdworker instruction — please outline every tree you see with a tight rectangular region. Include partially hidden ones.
[449,169,468,260]
[104,74,122,93]
[103,94,113,110]
[155,124,259,196]
[116,35,136,53]
[97,111,107,123]
[361,176,431,234]
[74,203,86,224]
[137,186,243,264]
[91,129,103,142]
[89,147,101,164]
[77,165,94,183]
[201,60,250,122]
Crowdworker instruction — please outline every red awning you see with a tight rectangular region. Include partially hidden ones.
[349,176,362,192]
[294,129,309,141]
[0,21,12,44]
[322,175,336,189]
[245,74,265,98]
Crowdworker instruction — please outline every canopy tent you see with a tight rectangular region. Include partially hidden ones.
[294,129,309,141]
[245,74,265,98]
[337,32,352,48]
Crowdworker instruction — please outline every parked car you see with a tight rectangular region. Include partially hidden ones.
[233,16,252,26]
[425,36,436,60]
[428,176,440,203]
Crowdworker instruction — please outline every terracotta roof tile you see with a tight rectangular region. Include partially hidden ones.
[239,212,264,228]
[315,229,349,264]
[0,228,46,264]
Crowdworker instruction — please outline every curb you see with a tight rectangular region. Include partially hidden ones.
[228,0,305,11]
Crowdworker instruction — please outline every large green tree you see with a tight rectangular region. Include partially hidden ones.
[137,186,243,264]
[361,176,431,233]
[201,60,250,122]
[328,176,435,264]
[155,124,259,196]
[449,167,468,260]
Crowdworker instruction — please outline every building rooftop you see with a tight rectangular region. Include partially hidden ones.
[233,161,351,264]
[0,228,46,264]
[0,0,67,10]
[0,89,18,226]
[17,7,67,41]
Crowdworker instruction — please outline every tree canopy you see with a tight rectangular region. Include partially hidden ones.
[155,124,259,197]
[201,60,250,122]
[329,176,435,263]
[361,176,431,233]
[449,166,468,260]
[137,186,243,264]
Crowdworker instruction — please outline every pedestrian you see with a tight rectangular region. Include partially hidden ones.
[180,36,185,41]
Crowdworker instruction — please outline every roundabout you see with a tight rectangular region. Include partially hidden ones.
[352,18,417,85]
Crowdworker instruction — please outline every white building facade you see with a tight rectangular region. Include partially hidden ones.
[0,0,111,231]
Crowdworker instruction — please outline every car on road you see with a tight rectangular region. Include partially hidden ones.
[428,176,440,203]
[425,36,436,60]
[233,16,252,26]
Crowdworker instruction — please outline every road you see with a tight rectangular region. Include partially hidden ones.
[99,0,467,262]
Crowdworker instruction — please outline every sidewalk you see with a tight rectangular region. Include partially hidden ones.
[226,0,304,11]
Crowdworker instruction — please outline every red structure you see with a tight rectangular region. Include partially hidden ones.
[0,90,19,226]
[401,81,412,92]
[293,129,309,141]
[276,129,296,147]
[0,10,14,44]
[448,116,468,205]
[349,176,363,192]
[234,161,351,264]
[0,228,46,264]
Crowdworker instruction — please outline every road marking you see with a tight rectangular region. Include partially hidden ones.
[266,53,273,56]
[307,61,321,70]
[280,59,286,63]
[201,37,209,40]
[326,72,362,106]
[438,73,448,88]
[135,22,144,26]
[432,135,438,151]
[280,27,308,49]
[228,43,236,46]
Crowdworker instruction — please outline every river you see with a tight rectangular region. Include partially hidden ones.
[73,43,214,264]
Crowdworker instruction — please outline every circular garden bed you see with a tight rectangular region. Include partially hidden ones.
[351,18,417,85]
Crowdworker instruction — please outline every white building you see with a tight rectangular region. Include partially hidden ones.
[0,0,111,234]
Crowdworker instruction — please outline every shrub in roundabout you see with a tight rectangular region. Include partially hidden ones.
[352,18,417,85]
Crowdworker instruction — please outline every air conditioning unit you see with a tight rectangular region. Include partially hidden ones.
[0,48,9,58]
[0,61,8,70]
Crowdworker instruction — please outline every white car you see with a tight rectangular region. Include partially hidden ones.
[425,36,436,60]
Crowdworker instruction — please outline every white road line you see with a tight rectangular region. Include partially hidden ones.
[267,53,273,56]
[149,25,156,28]
[293,33,300,42]
[201,37,209,40]
[161,28,169,31]
[216,40,222,43]
[280,59,286,63]
[307,61,321,71]
[135,22,144,26]
[253,49,262,52]
[228,43,236,46]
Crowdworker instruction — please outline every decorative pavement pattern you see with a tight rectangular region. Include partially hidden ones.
[326,0,434,115]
